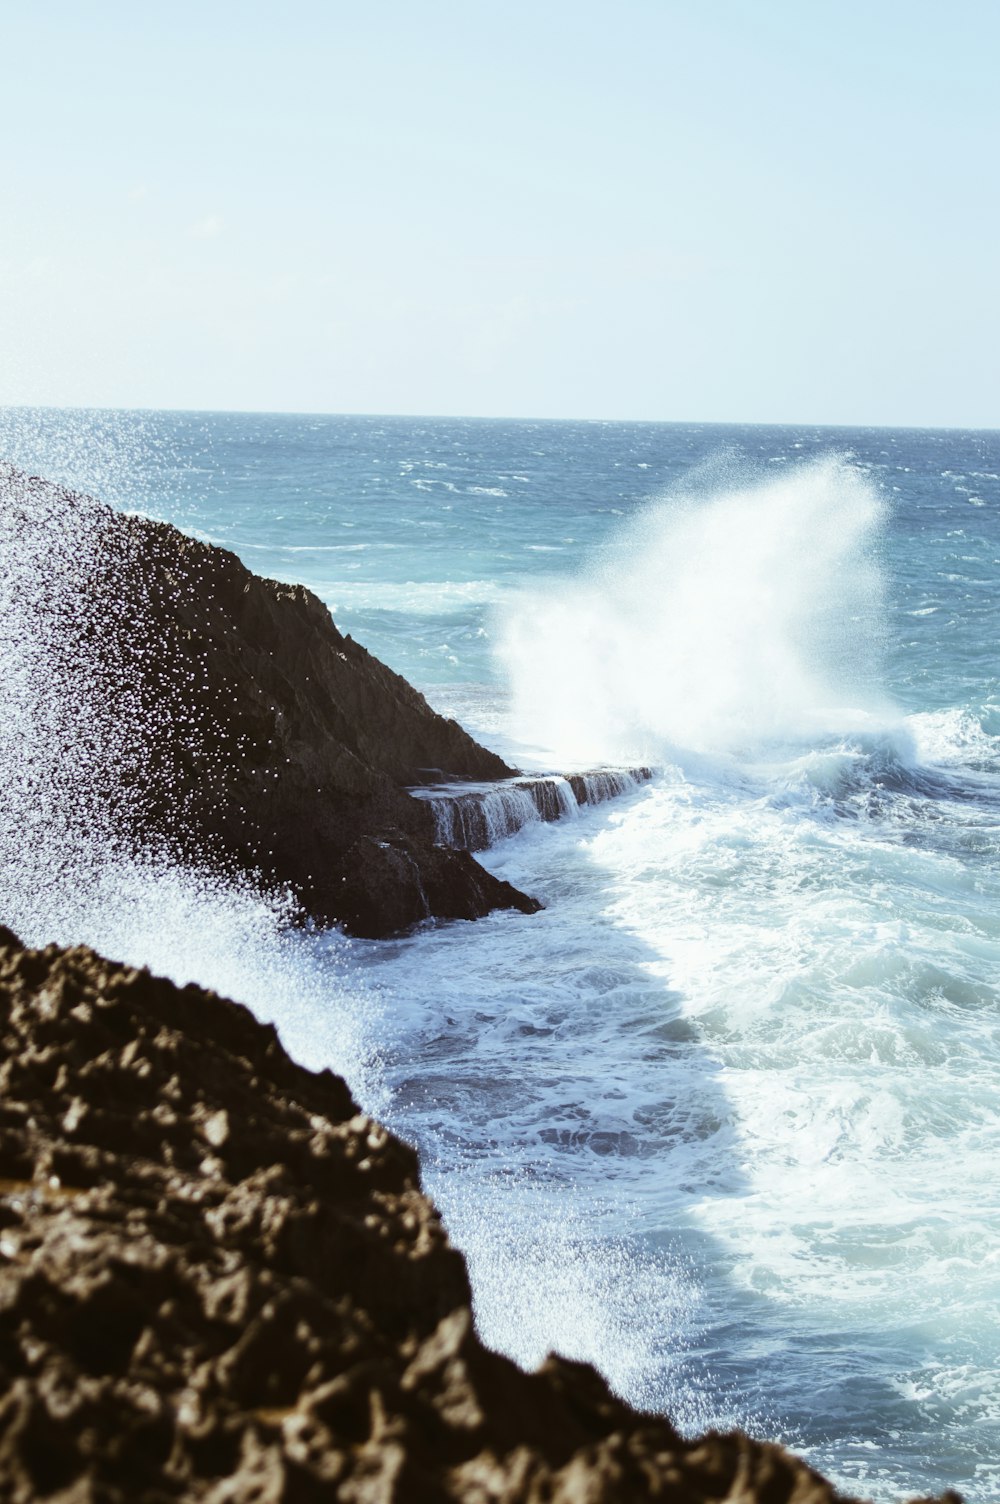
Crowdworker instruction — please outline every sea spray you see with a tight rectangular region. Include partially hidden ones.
[418,1164,722,1431]
[0,457,715,1435]
[0,463,381,1107]
[0,466,146,914]
[4,414,1000,1500]
[499,454,891,765]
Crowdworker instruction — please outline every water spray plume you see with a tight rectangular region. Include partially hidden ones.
[499,455,890,765]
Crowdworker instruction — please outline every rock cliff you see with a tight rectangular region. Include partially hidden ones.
[0,464,539,936]
[0,928,957,1503]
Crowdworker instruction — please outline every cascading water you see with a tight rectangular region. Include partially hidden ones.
[422,782,545,850]
[569,768,649,805]
[416,772,649,851]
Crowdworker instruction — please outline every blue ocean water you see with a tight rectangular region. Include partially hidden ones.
[1,408,999,1502]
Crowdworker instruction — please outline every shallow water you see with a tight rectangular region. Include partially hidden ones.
[1,408,998,1501]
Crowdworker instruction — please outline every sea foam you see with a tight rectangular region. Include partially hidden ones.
[4,413,1000,1502]
[499,454,891,765]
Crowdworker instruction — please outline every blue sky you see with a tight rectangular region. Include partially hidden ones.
[2,1,997,424]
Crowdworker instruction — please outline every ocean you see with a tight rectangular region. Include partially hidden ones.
[1,408,998,1502]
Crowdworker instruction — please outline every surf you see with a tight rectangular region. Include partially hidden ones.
[499,454,893,768]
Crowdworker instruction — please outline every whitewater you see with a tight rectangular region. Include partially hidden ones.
[1,410,998,1502]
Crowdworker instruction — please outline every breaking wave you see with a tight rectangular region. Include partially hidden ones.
[499,455,891,765]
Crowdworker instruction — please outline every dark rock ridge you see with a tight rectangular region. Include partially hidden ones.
[414,768,655,852]
[0,464,539,937]
[0,928,958,1503]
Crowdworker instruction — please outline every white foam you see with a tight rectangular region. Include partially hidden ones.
[498,455,891,764]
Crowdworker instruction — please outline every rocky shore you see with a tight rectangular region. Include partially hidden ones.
[1,464,540,938]
[0,928,957,1503]
[0,464,963,1501]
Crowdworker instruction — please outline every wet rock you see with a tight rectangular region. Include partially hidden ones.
[331,832,541,939]
[0,464,536,936]
[0,928,957,1503]
[415,768,655,852]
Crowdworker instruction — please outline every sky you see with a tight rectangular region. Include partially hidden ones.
[1,0,997,426]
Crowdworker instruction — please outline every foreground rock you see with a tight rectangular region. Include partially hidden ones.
[0,465,538,936]
[0,930,957,1503]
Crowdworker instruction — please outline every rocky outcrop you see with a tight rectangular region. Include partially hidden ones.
[0,465,539,936]
[0,929,957,1504]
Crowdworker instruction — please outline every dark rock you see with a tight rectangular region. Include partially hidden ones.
[0,464,537,936]
[331,832,541,939]
[0,928,957,1503]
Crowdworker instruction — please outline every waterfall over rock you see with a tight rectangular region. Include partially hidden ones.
[413,768,654,851]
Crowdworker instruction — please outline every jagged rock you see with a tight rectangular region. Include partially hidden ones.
[0,464,536,936]
[0,929,959,1503]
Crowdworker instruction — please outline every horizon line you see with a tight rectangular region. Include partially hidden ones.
[1,402,998,436]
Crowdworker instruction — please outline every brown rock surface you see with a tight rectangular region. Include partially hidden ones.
[0,463,540,937]
[0,928,959,1503]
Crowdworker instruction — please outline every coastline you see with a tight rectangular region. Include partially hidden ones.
[0,926,954,1503]
[0,458,969,1501]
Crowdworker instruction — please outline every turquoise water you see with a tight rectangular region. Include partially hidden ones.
[2,408,999,1501]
